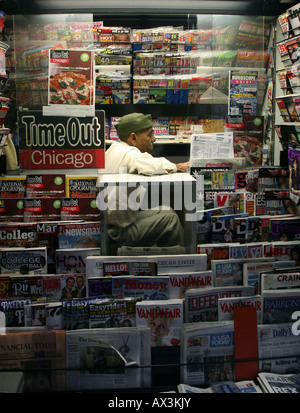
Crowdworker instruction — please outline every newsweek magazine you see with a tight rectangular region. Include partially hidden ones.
[66,327,151,391]
[257,322,300,374]
[184,285,254,323]
[180,321,235,386]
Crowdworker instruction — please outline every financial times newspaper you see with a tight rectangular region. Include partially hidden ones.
[180,321,235,386]
[66,327,151,391]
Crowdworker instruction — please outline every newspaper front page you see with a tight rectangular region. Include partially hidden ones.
[180,321,235,386]
[257,322,300,374]
[66,327,151,391]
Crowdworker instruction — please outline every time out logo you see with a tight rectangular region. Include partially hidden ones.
[18,110,105,170]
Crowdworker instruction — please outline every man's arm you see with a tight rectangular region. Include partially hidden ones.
[175,161,189,173]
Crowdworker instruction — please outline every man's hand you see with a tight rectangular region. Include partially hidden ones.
[176,161,189,172]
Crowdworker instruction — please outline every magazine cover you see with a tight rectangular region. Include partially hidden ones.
[55,248,100,274]
[0,176,26,198]
[184,285,255,323]
[89,298,139,329]
[0,247,47,274]
[60,197,100,221]
[48,49,94,107]
[218,294,262,323]
[112,276,169,300]
[228,71,258,117]
[0,222,38,248]
[230,116,264,167]
[66,175,99,198]
[211,213,249,243]
[136,299,184,347]
[25,174,66,198]
[0,198,24,222]
[168,271,213,299]
[57,221,101,249]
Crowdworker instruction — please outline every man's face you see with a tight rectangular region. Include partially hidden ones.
[133,127,156,153]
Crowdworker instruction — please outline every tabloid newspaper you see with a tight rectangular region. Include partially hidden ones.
[168,271,214,299]
[218,294,262,323]
[262,288,300,324]
[257,372,300,393]
[257,322,300,374]
[184,285,254,323]
[65,327,151,391]
[136,299,184,347]
[85,254,207,277]
[0,330,66,392]
[180,321,235,386]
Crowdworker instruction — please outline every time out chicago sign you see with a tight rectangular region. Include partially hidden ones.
[18,110,105,170]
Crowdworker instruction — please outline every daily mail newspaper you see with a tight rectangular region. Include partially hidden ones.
[180,321,235,386]
[257,322,300,374]
[66,327,151,391]
[184,285,254,323]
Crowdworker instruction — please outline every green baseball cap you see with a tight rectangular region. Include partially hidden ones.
[115,113,153,136]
